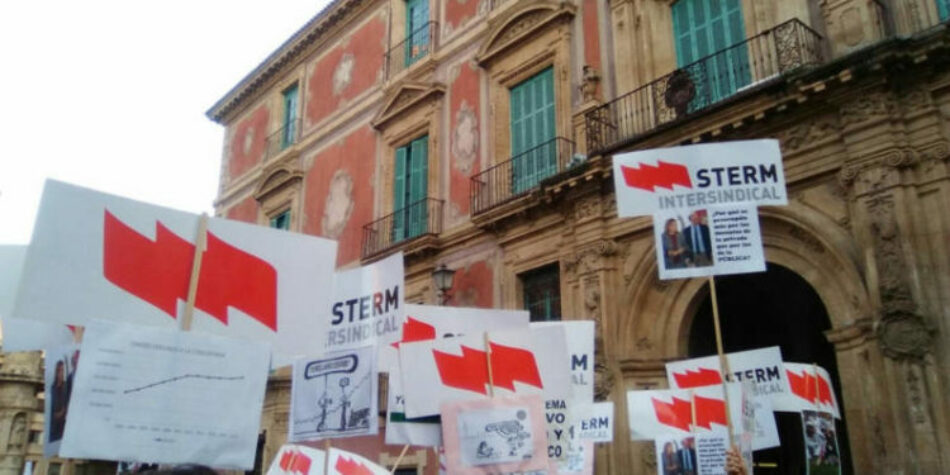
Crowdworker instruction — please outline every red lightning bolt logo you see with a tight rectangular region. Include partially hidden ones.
[432,342,543,395]
[651,395,727,431]
[787,369,834,407]
[334,456,374,475]
[620,161,692,191]
[102,210,278,330]
[672,367,723,388]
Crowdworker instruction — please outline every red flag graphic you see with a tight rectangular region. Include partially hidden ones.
[651,395,727,432]
[334,456,374,475]
[621,161,692,191]
[432,342,543,395]
[787,369,834,406]
[391,317,436,348]
[672,367,723,388]
[102,210,278,330]
[279,451,312,474]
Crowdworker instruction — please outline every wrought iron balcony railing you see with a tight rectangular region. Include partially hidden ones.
[585,19,823,156]
[361,197,443,259]
[386,21,439,79]
[470,137,576,215]
[264,118,302,160]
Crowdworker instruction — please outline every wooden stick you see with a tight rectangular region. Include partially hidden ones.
[71,326,85,343]
[690,389,697,433]
[181,213,209,332]
[389,444,411,474]
[812,363,820,411]
[707,276,734,442]
[484,332,495,397]
[324,438,331,474]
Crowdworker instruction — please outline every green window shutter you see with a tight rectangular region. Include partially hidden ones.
[510,67,556,194]
[408,136,428,238]
[393,145,408,241]
[270,210,290,230]
[940,0,950,21]
[522,265,561,322]
[671,0,750,108]
[405,0,430,66]
[281,84,299,149]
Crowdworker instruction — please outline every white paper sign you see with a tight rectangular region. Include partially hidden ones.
[60,320,270,469]
[326,252,404,354]
[43,343,80,457]
[665,346,790,402]
[534,321,595,403]
[266,444,326,475]
[572,402,614,442]
[290,345,378,441]
[400,325,572,418]
[13,179,338,366]
[385,363,442,447]
[1,245,76,352]
[654,204,765,279]
[327,447,390,475]
[778,362,841,418]
[613,139,786,217]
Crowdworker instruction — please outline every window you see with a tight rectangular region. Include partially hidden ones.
[28,430,41,444]
[281,84,299,149]
[48,463,61,475]
[940,0,950,22]
[392,468,417,475]
[405,0,430,66]
[270,210,290,230]
[672,0,749,107]
[393,136,429,241]
[510,67,556,193]
[521,264,561,322]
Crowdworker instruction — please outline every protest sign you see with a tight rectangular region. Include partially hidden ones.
[326,447,391,475]
[665,346,789,401]
[43,343,80,457]
[60,320,270,469]
[612,139,786,218]
[441,394,551,475]
[556,440,595,475]
[653,204,765,279]
[385,363,442,447]
[400,325,571,418]
[534,321,595,403]
[326,252,404,354]
[779,362,841,418]
[654,431,731,475]
[290,345,378,442]
[13,179,337,366]
[572,402,614,442]
[266,444,326,475]
[627,385,778,450]
[1,245,76,352]
[802,410,842,475]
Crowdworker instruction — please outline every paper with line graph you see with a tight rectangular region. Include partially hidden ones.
[289,345,378,442]
[59,319,270,469]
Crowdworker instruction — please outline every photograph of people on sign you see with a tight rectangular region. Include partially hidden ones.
[803,410,842,475]
[654,204,765,280]
[655,435,698,475]
[43,344,79,457]
[290,345,377,442]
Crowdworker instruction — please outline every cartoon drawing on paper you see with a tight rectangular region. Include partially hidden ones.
[291,346,377,441]
[458,407,534,467]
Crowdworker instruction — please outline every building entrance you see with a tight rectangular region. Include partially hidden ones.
[688,263,852,474]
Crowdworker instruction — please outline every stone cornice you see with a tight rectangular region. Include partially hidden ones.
[205,0,369,124]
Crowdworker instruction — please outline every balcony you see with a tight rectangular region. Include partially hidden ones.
[264,118,301,161]
[585,19,823,156]
[470,137,576,215]
[385,21,439,80]
[361,198,444,260]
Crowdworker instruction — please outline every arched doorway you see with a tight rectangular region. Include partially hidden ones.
[689,263,853,474]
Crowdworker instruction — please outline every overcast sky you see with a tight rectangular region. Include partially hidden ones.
[0,0,332,244]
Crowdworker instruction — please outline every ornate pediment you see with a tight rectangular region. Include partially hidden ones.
[254,165,303,202]
[372,82,446,129]
[476,2,576,66]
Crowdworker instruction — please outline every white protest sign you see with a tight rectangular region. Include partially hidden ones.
[654,204,765,279]
[266,444,326,475]
[665,346,790,401]
[534,320,595,403]
[572,402,614,442]
[13,179,338,366]
[400,325,571,418]
[60,320,270,469]
[440,394,550,475]
[290,345,378,442]
[385,363,442,446]
[326,447,390,475]
[326,252,404,354]
[43,343,80,457]
[627,385,778,450]
[612,139,786,218]
[1,245,76,352]
[777,362,841,418]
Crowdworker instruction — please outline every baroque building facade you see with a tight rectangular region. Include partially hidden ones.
[206,0,950,473]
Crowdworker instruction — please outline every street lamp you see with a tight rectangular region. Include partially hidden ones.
[432,264,456,305]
